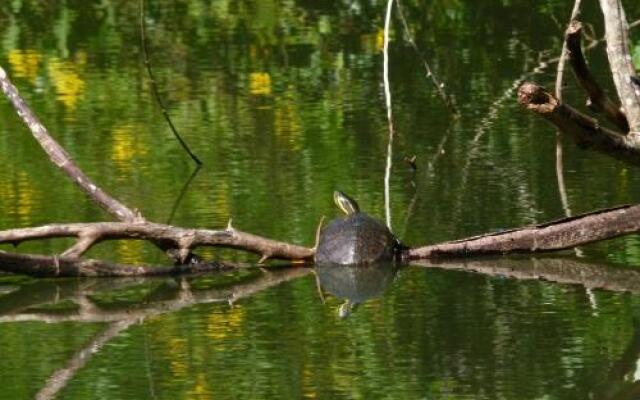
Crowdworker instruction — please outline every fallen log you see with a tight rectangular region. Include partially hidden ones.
[409,204,640,259]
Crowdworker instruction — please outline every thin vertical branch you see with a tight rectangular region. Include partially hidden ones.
[554,0,583,257]
[166,164,202,224]
[383,0,395,232]
[139,0,202,166]
[555,0,583,100]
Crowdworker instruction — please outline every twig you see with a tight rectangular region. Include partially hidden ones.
[383,0,395,232]
[139,0,202,166]
[166,164,202,224]
[555,0,583,101]
[395,0,459,116]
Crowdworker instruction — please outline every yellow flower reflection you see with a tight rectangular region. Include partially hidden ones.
[111,124,149,169]
[249,72,272,96]
[48,55,86,110]
[168,337,189,379]
[7,49,42,83]
[207,306,245,341]
[186,373,212,400]
[116,240,145,265]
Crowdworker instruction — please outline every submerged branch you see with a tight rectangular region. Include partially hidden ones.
[0,250,233,277]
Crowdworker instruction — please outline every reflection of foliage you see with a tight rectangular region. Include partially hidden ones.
[249,71,272,96]
[206,306,245,341]
[189,269,261,290]
[47,54,86,110]
[7,49,41,83]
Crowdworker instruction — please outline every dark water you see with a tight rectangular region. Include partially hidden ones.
[1,1,640,399]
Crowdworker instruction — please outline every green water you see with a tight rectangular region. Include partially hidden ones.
[1,0,640,399]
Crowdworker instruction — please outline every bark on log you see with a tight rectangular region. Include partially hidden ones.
[517,82,640,164]
[599,0,640,136]
[409,204,640,259]
[566,20,629,132]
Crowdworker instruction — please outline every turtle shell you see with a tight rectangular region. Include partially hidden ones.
[315,213,399,265]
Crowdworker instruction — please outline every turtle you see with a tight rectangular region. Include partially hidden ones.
[315,191,404,265]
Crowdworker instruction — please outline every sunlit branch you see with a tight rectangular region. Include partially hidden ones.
[383,0,395,232]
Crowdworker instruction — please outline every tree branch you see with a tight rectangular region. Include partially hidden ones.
[566,20,629,132]
[0,221,314,261]
[599,0,640,136]
[517,82,640,164]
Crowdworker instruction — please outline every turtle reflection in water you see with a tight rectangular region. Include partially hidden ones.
[315,262,398,317]
[315,191,405,266]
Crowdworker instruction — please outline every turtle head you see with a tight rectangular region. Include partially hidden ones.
[333,191,359,215]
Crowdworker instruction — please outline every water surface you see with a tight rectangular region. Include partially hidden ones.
[2,1,640,399]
